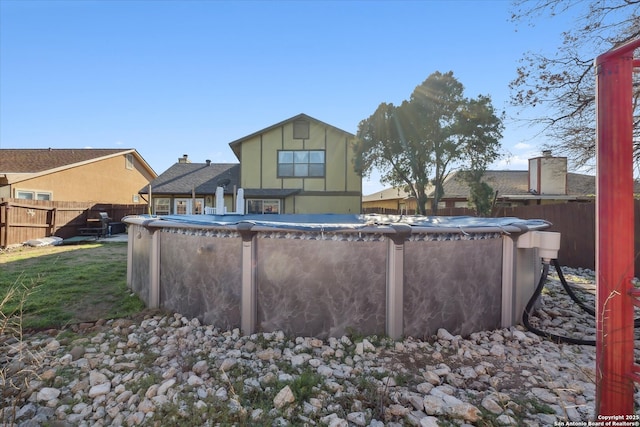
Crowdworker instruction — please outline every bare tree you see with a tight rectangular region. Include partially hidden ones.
[510,0,640,171]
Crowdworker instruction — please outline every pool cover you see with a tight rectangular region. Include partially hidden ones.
[126,213,550,233]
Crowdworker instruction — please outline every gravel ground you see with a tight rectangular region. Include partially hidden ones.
[2,265,639,427]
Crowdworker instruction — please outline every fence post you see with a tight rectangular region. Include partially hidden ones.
[50,207,57,237]
[0,201,7,248]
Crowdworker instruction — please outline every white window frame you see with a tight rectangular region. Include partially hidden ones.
[154,198,171,215]
[174,198,205,215]
[15,189,52,201]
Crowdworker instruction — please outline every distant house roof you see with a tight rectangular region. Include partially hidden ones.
[228,113,355,160]
[140,163,240,195]
[362,186,413,203]
[363,170,600,202]
[0,148,156,184]
[440,170,596,199]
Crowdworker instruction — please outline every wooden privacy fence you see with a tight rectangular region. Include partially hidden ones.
[0,198,148,247]
[497,203,599,272]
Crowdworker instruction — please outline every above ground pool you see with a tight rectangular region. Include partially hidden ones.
[124,214,551,339]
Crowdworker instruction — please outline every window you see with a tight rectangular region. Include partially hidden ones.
[247,199,280,214]
[125,153,134,170]
[175,200,189,215]
[154,198,170,215]
[16,190,51,200]
[293,120,310,139]
[278,150,325,177]
[16,191,33,200]
[174,198,204,215]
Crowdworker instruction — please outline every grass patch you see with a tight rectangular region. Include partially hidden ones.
[288,367,322,402]
[0,243,145,330]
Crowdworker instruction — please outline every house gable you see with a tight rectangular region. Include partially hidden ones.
[0,148,156,182]
[0,149,157,204]
[228,113,361,214]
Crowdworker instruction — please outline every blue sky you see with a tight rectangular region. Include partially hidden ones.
[0,0,577,195]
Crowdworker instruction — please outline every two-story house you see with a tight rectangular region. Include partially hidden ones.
[144,114,362,215]
[229,113,361,214]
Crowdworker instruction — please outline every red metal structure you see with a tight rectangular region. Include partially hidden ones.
[595,38,640,416]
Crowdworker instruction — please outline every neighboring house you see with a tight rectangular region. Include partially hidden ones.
[144,113,362,215]
[0,148,156,204]
[363,152,599,213]
[362,186,414,213]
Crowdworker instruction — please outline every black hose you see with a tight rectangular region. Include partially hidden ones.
[522,261,596,346]
[552,259,596,317]
[551,259,640,327]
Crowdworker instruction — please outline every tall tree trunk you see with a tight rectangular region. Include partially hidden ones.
[417,192,427,216]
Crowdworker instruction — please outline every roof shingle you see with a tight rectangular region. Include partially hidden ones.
[141,163,240,195]
[0,149,134,173]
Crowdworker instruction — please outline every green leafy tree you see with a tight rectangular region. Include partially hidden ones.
[509,0,640,170]
[456,95,504,216]
[354,71,504,215]
[457,170,496,216]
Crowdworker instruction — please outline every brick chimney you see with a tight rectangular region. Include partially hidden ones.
[528,151,567,195]
[178,154,190,164]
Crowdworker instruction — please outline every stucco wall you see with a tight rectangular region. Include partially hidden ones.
[11,154,154,203]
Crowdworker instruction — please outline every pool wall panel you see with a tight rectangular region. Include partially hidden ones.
[159,231,242,329]
[403,237,503,338]
[256,233,387,338]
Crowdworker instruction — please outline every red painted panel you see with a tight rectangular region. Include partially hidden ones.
[595,38,640,416]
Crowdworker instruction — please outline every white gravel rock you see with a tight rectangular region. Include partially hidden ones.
[273,385,295,409]
[36,387,60,402]
[88,382,111,398]
[4,265,637,426]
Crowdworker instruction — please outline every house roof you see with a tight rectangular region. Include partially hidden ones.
[362,186,413,203]
[0,148,156,184]
[439,170,596,199]
[363,169,601,201]
[140,163,240,195]
[439,171,529,198]
[243,188,302,198]
[228,113,355,160]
